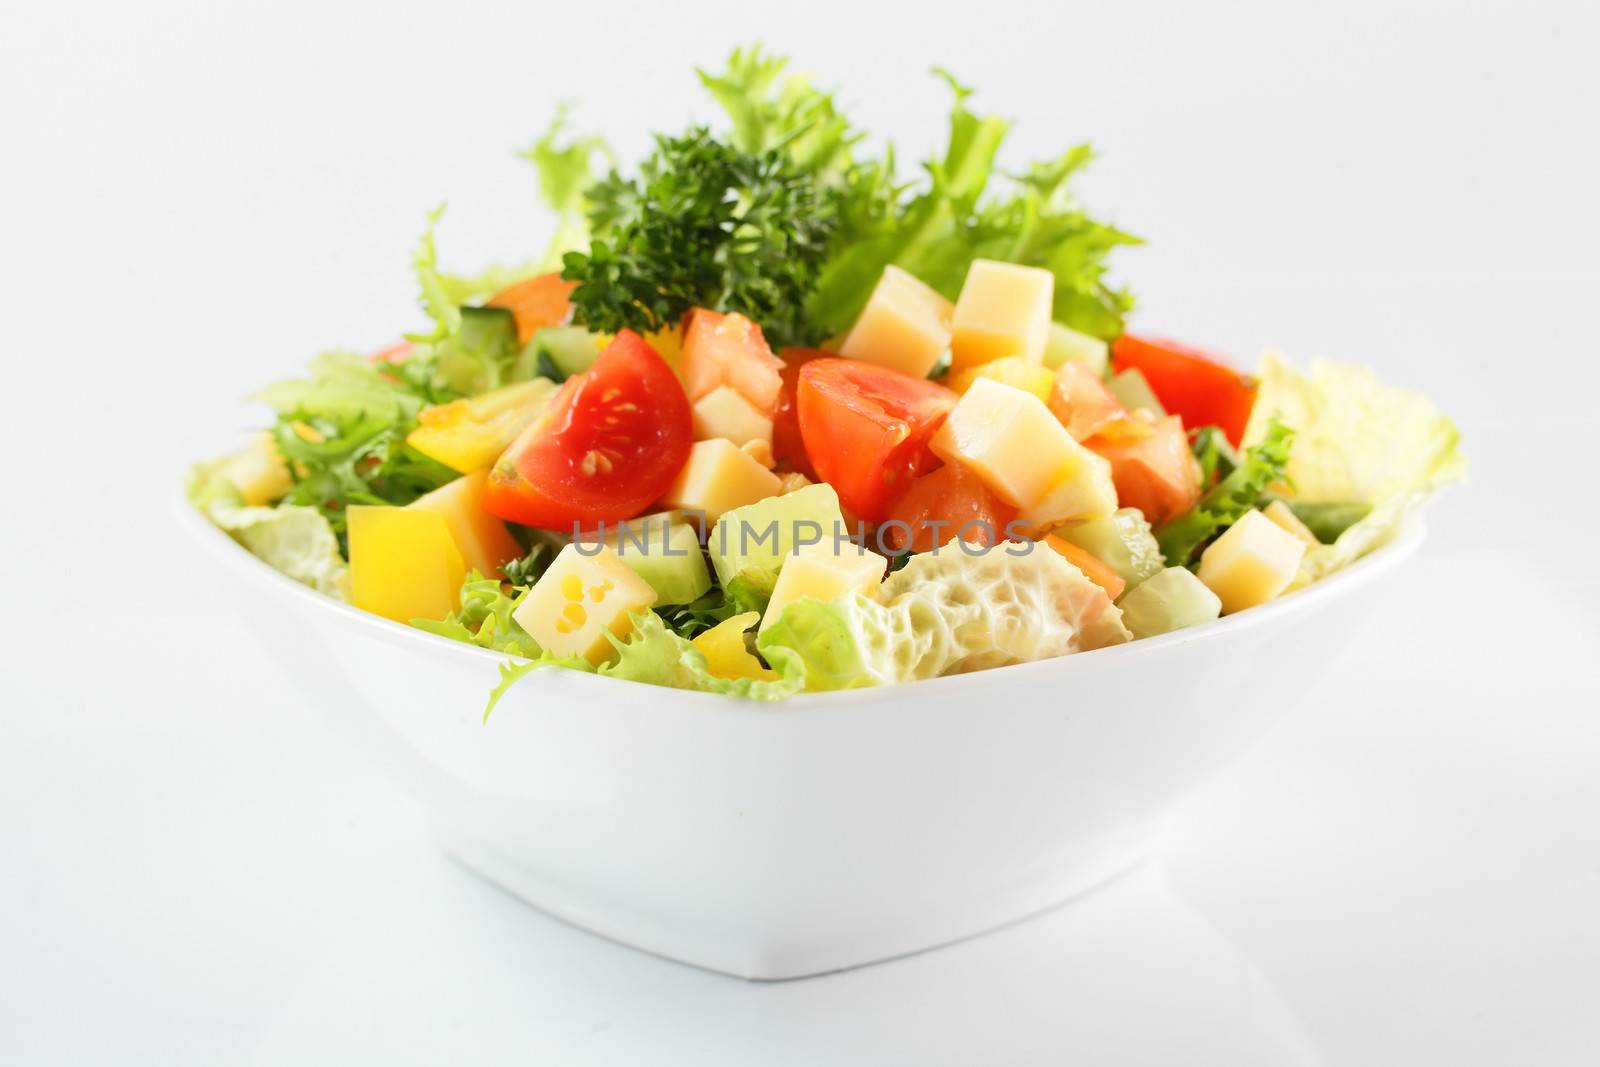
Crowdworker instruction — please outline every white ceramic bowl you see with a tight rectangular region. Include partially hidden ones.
[182,501,1424,979]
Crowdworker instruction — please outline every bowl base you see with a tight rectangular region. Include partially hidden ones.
[433,822,1159,981]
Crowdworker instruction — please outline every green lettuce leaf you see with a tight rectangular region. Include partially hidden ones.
[1244,351,1466,504]
[1244,352,1466,583]
[437,263,539,306]
[601,611,804,700]
[480,651,599,722]
[254,351,457,545]
[411,570,542,658]
[187,460,349,599]
[521,104,612,271]
[696,45,861,177]
[801,70,1139,341]
[757,545,1131,691]
[1157,419,1295,567]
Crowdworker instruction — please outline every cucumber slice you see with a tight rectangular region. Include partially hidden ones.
[580,519,710,606]
[1041,322,1109,375]
[1118,567,1222,639]
[1108,367,1166,416]
[436,306,519,393]
[522,325,603,381]
[1050,508,1165,590]
[458,305,518,353]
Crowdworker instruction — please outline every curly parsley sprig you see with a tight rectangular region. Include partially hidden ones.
[560,127,839,348]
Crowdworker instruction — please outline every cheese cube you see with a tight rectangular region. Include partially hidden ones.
[931,378,1114,520]
[657,438,782,521]
[1263,499,1321,548]
[348,506,466,624]
[1197,510,1309,614]
[950,259,1053,371]
[1118,567,1222,639]
[692,384,774,448]
[760,539,886,631]
[513,543,658,665]
[407,470,525,579]
[839,265,953,379]
[947,355,1055,403]
[1018,448,1118,529]
[223,431,292,506]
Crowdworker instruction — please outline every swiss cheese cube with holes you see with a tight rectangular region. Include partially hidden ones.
[949,259,1054,371]
[513,543,659,664]
[838,265,954,379]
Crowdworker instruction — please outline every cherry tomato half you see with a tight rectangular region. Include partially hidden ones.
[482,330,692,530]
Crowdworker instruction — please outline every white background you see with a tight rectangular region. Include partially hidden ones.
[4,0,1599,1062]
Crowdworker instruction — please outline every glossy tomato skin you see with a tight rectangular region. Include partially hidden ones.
[482,330,692,530]
[1048,362,1126,441]
[796,358,958,523]
[1086,414,1202,527]
[1111,334,1257,447]
[880,462,1017,555]
[680,309,785,409]
[773,347,829,479]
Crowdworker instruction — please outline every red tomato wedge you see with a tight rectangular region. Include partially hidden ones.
[486,272,577,344]
[797,359,959,523]
[773,347,828,478]
[880,462,1016,554]
[680,309,785,410]
[1049,363,1127,441]
[482,331,692,530]
[1111,334,1257,446]
[1086,414,1202,527]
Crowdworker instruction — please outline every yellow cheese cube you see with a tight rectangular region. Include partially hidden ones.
[692,384,774,448]
[691,612,778,680]
[222,431,292,506]
[1197,509,1309,614]
[950,259,1054,371]
[760,539,886,631]
[1263,499,1321,549]
[946,355,1055,403]
[839,265,954,379]
[931,378,1111,516]
[1018,448,1118,529]
[512,543,658,665]
[407,470,523,579]
[657,438,782,522]
[348,506,466,624]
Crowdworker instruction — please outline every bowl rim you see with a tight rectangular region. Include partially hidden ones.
[177,492,1426,712]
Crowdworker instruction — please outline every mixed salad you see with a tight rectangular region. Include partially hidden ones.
[189,48,1465,708]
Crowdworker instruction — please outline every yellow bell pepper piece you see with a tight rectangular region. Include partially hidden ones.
[407,378,558,474]
[348,506,467,623]
[692,612,778,681]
